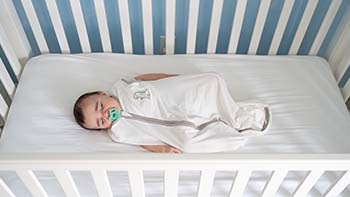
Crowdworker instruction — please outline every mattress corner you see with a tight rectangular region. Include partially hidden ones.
[313,55,329,63]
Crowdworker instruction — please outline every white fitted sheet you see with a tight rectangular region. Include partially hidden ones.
[1,53,350,153]
[1,54,350,196]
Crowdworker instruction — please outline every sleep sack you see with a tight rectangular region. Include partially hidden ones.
[108,72,270,153]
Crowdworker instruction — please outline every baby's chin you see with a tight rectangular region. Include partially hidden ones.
[106,122,113,129]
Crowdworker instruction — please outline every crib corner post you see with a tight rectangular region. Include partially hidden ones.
[0,0,31,65]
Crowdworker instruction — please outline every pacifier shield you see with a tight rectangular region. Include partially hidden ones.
[108,108,120,122]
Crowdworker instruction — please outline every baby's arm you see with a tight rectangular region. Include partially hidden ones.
[141,145,183,153]
[134,73,178,81]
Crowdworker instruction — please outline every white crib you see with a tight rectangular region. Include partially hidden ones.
[0,0,350,196]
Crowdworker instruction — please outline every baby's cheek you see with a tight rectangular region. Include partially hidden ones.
[107,121,113,128]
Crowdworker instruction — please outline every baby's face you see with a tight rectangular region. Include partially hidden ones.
[81,92,121,129]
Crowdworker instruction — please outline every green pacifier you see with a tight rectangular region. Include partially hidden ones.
[108,108,120,122]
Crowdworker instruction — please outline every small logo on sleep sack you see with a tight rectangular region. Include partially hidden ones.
[133,88,151,100]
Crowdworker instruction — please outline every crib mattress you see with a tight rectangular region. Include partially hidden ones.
[1,54,350,196]
[1,53,350,153]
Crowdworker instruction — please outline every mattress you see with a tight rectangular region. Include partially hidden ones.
[0,54,350,196]
[1,53,350,153]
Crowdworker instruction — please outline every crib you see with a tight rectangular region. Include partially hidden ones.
[0,0,350,196]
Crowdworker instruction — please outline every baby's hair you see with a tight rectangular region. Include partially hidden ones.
[73,91,101,130]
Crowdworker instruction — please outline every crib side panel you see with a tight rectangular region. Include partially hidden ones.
[6,0,347,55]
[0,24,22,125]
[1,0,348,100]
[0,154,349,196]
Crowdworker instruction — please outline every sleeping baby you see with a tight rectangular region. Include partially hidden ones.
[73,72,270,153]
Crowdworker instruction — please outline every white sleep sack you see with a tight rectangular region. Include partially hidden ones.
[108,72,269,153]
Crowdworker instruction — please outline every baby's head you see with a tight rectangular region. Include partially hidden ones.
[73,91,121,130]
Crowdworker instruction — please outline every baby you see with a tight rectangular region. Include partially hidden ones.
[74,73,182,153]
[73,72,270,153]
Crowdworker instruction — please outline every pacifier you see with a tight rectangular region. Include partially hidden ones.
[108,108,120,122]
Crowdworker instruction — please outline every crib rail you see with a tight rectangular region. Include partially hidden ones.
[0,154,349,196]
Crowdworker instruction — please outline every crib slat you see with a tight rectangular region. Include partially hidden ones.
[329,22,350,83]
[0,94,8,119]
[325,171,350,196]
[118,0,133,53]
[53,170,80,197]
[0,59,15,97]
[70,0,91,52]
[229,170,251,197]
[293,170,324,197]
[342,80,350,102]
[91,169,113,197]
[166,0,176,55]
[16,170,48,197]
[142,0,153,54]
[336,56,350,85]
[0,25,22,77]
[45,0,70,53]
[94,0,112,53]
[289,0,319,55]
[206,0,224,54]
[128,170,145,197]
[164,170,179,197]
[261,170,288,197]
[186,0,200,54]
[268,0,295,55]
[227,0,248,54]
[197,170,215,197]
[330,48,349,92]
[309,0,342,55]
[248,0,272,55]
[0,178,15,197]
[21,0,49,53]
